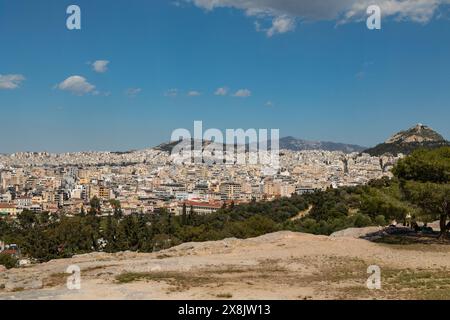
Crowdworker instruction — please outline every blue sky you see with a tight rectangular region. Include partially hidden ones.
[1,0,450,153]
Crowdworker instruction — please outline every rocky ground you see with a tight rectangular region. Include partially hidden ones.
[1,229,450,300]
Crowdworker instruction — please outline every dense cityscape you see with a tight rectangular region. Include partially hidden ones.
[0,146,401,218]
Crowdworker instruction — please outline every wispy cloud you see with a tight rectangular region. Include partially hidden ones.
[233,89,252,97]
[188,90,201,96]
[57,75,95,95]
[125,87,142,97]
[0,74,25,90]
[164,88,179,97]
[258,15,296,37]
[92,60,110,73]
[214,87,229,96]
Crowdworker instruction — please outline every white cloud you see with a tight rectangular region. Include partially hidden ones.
[186,0,450,36]
[265,100,274,107]
[343,0,444,23]
[164,88,179,97]
[126,88,142,97]
[233,89,252,97]
[92,60,110,73]
[0,74,25,90]
[267,15,296,37]
[188,90,201,96]
[58,75,95,95]
[214,87,229,96]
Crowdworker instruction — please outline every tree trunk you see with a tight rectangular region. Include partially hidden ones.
[439,214,447,238]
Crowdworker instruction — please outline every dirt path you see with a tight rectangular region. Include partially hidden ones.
[290,205,313,221]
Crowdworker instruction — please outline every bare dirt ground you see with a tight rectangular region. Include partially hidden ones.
[1,230,450,300]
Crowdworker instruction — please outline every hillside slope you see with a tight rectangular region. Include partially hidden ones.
[365,124,449,156]
[1,231,450,300]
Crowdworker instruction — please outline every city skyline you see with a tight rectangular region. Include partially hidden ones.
[1,0,450,153]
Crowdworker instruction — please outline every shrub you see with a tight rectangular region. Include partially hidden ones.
[353,213,373,228]
[374,215,387,226]
[0,254,18,269]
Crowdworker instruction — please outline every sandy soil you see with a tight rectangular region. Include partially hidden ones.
[1,230,450,300]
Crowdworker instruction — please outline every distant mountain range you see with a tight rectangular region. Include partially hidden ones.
[3,124,447,157]
[364,124,450,156]
[154,139,220,153]
[154,124,449,156]
[155,137,366,154]
[278,137,366,153]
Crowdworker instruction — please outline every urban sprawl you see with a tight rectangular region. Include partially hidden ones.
[0,148,401,218]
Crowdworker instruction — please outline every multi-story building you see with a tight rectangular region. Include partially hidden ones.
[176,200,223,216]
[0,203,18,218]
[219,182,242,200]
[15,196,32,209]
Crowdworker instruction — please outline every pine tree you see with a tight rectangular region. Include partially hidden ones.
[89,196,101,215]
[188,205,194,225]
[104,215,117,252]
[182,203,187,225]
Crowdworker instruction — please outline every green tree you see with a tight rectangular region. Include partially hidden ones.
[166,211,174,234]
[116,215,139,251]
[393,147,450,183]
[110,199,123,218]
[188,205,195,226]
[104,214,118,252]
[89,196,101,215]
[393,147,450,237]
[181,203,187,225]
[17,210,38,230]
[402,181,450,237]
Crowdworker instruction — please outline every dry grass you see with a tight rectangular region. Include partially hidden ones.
[115,271,216,292]
[115,259,289,294]
[382,267,450,300]
[301,257,450,300]
[42,273,67,288]
[83,265,115,273]
[216,293,233,299]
